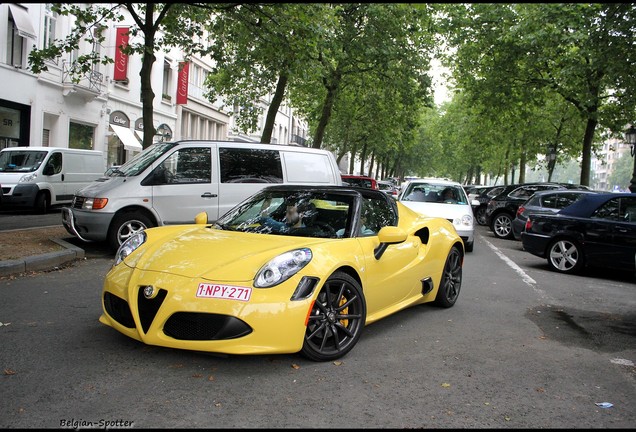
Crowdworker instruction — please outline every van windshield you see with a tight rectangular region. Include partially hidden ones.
[0,150,48,173]
[112,142,177,176]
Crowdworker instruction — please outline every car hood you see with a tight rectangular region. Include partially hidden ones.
[124,225,331,281]
[399,201,472,220]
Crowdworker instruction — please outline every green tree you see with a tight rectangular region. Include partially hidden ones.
[28,3,219,149]
[438,3,636,186]
[201,4,335,143]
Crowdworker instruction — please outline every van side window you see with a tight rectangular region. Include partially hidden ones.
[46,152,63,175]
[154,147,211,184]
[219,148,283,183]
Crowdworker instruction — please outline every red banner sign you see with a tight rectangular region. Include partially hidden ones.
[176,62,189,105]
[113,27,129,81]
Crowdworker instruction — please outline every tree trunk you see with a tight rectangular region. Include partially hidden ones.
[580,117,597,186]
[312,70,341,149]
[261,72,288,144]
[140,5,157,149]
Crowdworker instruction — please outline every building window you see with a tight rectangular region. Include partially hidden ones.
[43,4,57,50]
[69,122,95,150]
[6,17,25,68]
[162,60,172,101]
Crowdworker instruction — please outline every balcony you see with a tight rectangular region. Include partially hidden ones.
[291,134,308,147]
[62,60,104,100]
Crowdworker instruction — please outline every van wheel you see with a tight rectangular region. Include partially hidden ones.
[34,192,49,214]
[108,212,154,251]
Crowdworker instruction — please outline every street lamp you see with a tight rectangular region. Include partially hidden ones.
[626,125,636,193]
[625,124,636,193]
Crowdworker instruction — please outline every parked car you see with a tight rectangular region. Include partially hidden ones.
[398,178,477,252]
[377,180,399,198]
[486,182,590,239]
[62,140,342,251]
[100,185,464,361]
[0,147,105,213]
[511,189,599,240]
[341,174,378,189]
[469,185,506,226]
[521,192,636,274]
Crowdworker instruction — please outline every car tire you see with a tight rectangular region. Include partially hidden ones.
[301,271,366,362]
[465,240,474,252]
[434,245,463,308]
[475,207,488,226]
[34,191,49,214]
[547,238,585,274]
[108,211,154,251]
[491,213,514,239]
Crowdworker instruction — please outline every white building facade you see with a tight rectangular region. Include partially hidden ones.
[0,3,310,169]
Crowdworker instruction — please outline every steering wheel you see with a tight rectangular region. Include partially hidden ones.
[311,221,337,237]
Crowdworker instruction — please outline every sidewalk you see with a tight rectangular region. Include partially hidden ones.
[0,237,85,277]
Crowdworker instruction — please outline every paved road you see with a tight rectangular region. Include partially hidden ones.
[1,224,635,428]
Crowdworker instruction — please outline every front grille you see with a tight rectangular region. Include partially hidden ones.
[163,312,252,341]
[103,292,135,328]
[72,196,85,209]
[137,288,168,333]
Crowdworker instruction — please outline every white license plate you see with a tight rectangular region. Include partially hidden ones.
[196,283,252,302]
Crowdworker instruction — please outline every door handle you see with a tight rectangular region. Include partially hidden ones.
[201,192,217,198]
[61,174,65,181]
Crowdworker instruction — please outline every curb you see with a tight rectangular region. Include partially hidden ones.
[0,238,85,277]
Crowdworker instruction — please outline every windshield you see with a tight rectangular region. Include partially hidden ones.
[401,183,468,205]
[215,189,354,239]
[0,150,48,173]
[111,142,177,176]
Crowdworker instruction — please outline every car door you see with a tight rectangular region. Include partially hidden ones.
[586,197,633,269]
[612,196,636,269]
[354,195,423,318]
[150,145,220,224]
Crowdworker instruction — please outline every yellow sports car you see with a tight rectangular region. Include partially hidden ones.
[100,185,464,361]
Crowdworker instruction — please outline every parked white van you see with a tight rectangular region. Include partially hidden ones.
[62,140,343,250]
[0,147,105,213]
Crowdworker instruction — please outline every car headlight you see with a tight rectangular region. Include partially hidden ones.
[454,215,473,227]
[114,231,147,266]
[254,248,312,288]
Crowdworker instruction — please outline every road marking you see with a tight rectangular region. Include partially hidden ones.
[481,236,541,293]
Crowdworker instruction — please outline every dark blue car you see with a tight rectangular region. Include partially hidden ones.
[521,193,636,274]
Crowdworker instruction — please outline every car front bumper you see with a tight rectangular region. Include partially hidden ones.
[100,263,317,355]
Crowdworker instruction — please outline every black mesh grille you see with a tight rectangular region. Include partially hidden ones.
[163,312,252,341]
[103,292,135,328]
[137,288,168,333]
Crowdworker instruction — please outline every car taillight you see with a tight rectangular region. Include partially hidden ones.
[516,205,525,217]
[525,218,533,231]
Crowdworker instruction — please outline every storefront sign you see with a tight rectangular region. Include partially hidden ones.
[176,62,189,105]
[113,27,130,81]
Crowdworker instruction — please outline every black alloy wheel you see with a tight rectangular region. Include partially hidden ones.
[475,207,488,226]
[301,271,366,361]
[434,245,463,308]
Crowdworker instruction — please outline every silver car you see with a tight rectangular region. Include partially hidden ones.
[399,179,477,252]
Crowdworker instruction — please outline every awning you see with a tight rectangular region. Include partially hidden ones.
[135,130,144,142]
[9,4,37,40]
[110,124,143,152]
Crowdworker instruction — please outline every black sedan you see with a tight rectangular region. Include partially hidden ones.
[521,192,636,274]
[511,189,599,240]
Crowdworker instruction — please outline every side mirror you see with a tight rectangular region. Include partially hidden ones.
[194,212,208,224]
[374,226,407,259]
[43,165,54,176]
